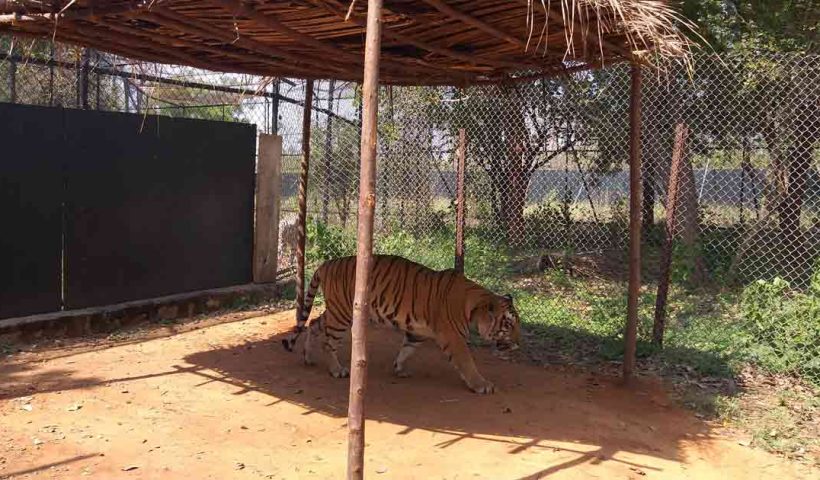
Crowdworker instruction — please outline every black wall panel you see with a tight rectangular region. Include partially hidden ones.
[0,103,64,318]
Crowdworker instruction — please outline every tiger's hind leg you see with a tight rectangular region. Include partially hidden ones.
[393,332,425,378]
[302,314,324,366]
[322,315,350,378]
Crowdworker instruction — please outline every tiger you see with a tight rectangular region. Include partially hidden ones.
[278,216,299,269]
[282,255,521,394]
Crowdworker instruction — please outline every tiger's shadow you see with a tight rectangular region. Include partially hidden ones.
[182,324,714,465]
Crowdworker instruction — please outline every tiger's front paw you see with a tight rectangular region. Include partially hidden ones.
[393,363,412,378]
[468,379,495,394]
[330,366,350,378]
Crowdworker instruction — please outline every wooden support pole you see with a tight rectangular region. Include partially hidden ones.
[348,0,383,477]
[254,134,283,284]
[295,81,314,323]
[624,64,643,379]
[653,122,688,347]
[454,128,467,273]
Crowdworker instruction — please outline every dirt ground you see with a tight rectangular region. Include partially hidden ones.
[1,309,818,480]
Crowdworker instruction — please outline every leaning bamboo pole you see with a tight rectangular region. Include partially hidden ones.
[653,122,689,346]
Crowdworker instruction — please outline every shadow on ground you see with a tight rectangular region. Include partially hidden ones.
[0,313,743,478]
[178,324,717,476]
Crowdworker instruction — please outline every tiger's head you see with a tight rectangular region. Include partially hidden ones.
[473,293,521,352]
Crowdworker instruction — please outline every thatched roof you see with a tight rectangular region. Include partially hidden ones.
[0,0,694,85]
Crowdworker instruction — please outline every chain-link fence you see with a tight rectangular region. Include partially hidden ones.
[3,38,818,384]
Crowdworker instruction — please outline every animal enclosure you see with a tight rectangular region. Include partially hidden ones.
[2,30,820,473]
[2,46,819,386]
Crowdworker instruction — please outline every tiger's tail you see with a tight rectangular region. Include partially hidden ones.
[282,265,323,352]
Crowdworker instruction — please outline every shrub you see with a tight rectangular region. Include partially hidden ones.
[740,277,820,383]
[305,219,356,265]
[523,202,567,250]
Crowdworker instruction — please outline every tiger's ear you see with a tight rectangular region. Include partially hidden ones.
[504,293,513,301]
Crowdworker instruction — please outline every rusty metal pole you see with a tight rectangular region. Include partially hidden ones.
[624,64,643,380]
[295,81,314,324]
[454,128,467,273]
[653,122,688,347]
[348,0,383,477]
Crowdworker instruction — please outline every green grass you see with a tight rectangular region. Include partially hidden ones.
[302,219,819,386]
[713,385,820,462]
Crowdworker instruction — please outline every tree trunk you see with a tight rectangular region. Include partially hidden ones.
[497,160,528,247]
[497,96,532,248]
[642,173,655,236]
[778,103,817,243]
[640,76,665,240]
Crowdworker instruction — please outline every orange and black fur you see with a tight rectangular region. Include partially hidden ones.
[282,255,521,394]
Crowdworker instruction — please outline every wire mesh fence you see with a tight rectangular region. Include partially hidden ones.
[2,37,819,384]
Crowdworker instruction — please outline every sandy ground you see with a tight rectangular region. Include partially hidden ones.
[1,309,818,480]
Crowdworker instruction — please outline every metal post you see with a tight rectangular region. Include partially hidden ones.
[123,77,130,112]
[454,128,467,273]
[379,86,393,225]
[348,0,383,477]
[94,51,101,110]
[135,80,142,113]
[8,47,16,103]
[295,80,314,325]
[321,79,335,223]
[48,43,55,106]
[653,122,688,347]
[624,64,642,379]
[78,48,90,109]
[272,78,280,135]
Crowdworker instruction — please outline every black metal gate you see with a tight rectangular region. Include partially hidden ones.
[0,103,256,318]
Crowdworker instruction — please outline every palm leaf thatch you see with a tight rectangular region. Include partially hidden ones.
[0,0,696,84]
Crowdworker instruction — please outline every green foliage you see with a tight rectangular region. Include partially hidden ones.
[523,202,567,249]
[377,230,452,270]
[301,220,819,386]
[0,342,14,355]
[740,277,820,383]
[305,219,356,265]
[683,0,817,53]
